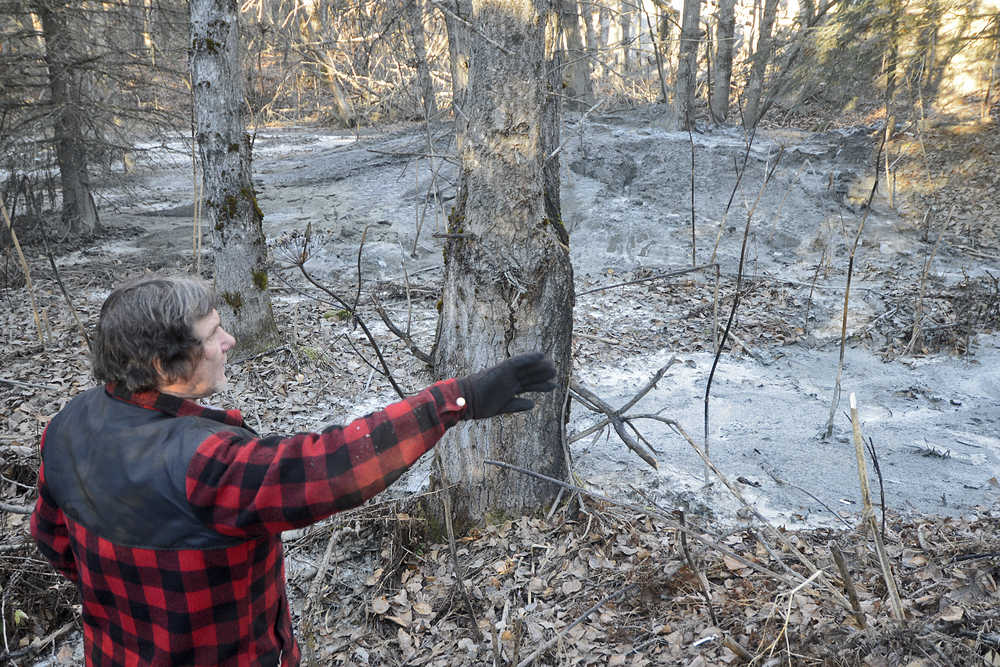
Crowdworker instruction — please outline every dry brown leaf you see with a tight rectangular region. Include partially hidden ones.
[561,578,582,594]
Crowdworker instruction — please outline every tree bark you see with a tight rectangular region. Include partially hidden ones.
[743,0,779,128]
[561,0,593,109]
[435,0,573,529]
[710,0,736,124]
[190,0,279,356]
[406,0,437,119]
[441,0,472,134]
[673,0,702,129]
[35,0,99,236]
[619,0,632,72]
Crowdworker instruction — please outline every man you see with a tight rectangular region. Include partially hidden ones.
[31,275,556,666]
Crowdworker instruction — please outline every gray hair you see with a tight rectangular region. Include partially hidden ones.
[91,275,216,392]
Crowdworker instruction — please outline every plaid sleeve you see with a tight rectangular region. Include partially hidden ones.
[30,428,79,583]
[186,378,467,536]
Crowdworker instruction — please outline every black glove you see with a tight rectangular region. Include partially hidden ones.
[458,352,557,420]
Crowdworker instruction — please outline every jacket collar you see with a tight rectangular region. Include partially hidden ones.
[106,383,246,428]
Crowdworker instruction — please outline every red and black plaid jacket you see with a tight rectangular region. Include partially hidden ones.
[31,379,467,666]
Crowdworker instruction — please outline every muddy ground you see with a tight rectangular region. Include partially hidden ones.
[38,107,1000,526]
[3,107,1000,664]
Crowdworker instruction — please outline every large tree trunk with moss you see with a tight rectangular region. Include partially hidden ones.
[35,0,99,236]
[435,0,573,529]
[190,0,278,355]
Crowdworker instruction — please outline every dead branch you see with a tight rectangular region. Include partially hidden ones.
[0,377,61,391]
[371,294,434,365]
[576,263,715,297]
[824,136,886,439]
[292,225,407,399]
[567,358,677,444]
[0,502,32,514]
[830,544,867,629]
[907,217,948,354]
[705,146,783,483]
[849,393,905,622]
[0,197,43,346]
[677,507,718,626]
[33,189,90,350]
[569,381,658,469]
[0,618,76,663]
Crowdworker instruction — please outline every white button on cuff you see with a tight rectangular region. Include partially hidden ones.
[456,397,466,407]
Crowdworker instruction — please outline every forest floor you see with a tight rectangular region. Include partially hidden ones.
[2,104,1000,664]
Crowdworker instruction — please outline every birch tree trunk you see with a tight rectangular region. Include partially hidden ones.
[673,0,702,129]
[561,0,594,109]
[742,0,778,128]
[436,0,573,528]
[35,0,99,236]
[710,0,736,124]
[190,0,279,355]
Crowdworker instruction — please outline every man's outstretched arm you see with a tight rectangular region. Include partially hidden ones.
[186,354,556,538]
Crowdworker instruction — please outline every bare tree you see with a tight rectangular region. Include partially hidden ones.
[743,0,780,128]
[674,0,702,129]
[33,0,99,236]
[190,0,279,354]
[440,0,473,125]
[406,0,437,119]
[710,0,736,124]
[435,0,573,527]
[562,0,594,109]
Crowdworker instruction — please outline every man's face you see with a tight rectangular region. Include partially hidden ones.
[159,309,236,398]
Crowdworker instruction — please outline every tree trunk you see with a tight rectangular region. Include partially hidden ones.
[620,0,632,72]
[441,0,472,132]
[190,0,279,356]
[710,0,736,124]
[673,0,702,129]
[743,0,779,128]
[435,0,573,529]
[35,1,99,236]
[406,0,437,119]
[561,0,593,109]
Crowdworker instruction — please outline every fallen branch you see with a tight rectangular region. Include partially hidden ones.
[0,502,32,514]
[569,381,658,469]
[0,377,62,391]
[568,359,677,444]
[576,263,715,297]
[0,618,76,663]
